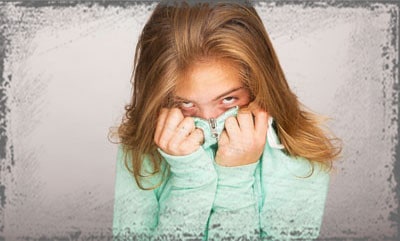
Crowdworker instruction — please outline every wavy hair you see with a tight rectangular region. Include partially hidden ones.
[110,0,342,189]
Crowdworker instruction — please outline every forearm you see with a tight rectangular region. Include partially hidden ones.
[112,146,160,240]
[207,161,260,240]
[156,147,218,239]
[260,148,330,240]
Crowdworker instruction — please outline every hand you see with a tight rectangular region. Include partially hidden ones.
[215,102,268,167]
[154,108,204,156]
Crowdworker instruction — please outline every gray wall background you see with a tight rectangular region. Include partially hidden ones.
[0,0,398,240]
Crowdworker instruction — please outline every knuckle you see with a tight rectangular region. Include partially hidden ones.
[158,109,169,120]
[227,116,236,121]
[159,108,167,116]
[169,113,183,124]
[170,108,183,117]
[158,143,165,150]
[183,116,194,125]
[167,142,175,150]
[184,116,193,122]
[259,110,268,118]
[176,145,184,153]
[159,138,168,149]
[225,116,236,126]
[164,121,177,130]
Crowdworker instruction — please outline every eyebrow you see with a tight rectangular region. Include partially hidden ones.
[174,87,244,102]
[212,87,244,101]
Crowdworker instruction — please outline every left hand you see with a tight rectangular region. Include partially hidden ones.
[215,102,269,167]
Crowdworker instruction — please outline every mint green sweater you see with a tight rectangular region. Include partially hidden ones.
[112,107,330,240]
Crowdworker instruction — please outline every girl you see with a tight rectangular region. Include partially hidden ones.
[111,0,341,240]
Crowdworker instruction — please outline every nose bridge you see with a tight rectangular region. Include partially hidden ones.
[199,106,223,120]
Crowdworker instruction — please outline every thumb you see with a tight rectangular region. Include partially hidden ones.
[218,130,229,146]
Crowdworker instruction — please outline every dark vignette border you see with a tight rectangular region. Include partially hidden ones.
[0,0,398,240]
[0,2,7,239]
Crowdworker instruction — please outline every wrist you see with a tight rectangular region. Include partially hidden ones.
[157,147,217,188]
[212,160,259,210]
[214,160,259,186]
[215,153,260,167]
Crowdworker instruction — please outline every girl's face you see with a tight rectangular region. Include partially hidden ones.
[174,59,251,119]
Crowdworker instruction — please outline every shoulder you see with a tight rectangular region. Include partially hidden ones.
[115,144,168,192]
[258,123,330,240]
[262,118,329,182]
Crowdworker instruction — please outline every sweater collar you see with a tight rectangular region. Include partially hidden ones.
[193,106,239,149]
[193,106,284,150]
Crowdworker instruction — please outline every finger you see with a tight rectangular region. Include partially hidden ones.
[184,128,205,148]
[168,117,195,150]
[218,130,229,146]
[159,108,184,147]
[154,108,169,145]
[253,108,269,139]
[224,116,240,139]
[236,109,254,134]
[246,102,268,132]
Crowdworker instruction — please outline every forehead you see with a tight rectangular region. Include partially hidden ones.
[175,58,243,101]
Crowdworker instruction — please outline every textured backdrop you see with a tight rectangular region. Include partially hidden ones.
[0,0,398,240]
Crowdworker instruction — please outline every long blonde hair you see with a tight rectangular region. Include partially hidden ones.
[111,0,341,189]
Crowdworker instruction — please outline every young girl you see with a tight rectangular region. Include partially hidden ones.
[112,0,341,240]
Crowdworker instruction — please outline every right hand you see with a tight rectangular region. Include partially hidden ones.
[154,108,204,156]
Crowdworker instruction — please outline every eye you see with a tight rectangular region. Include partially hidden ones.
[222,96,237,104]
[181,101,194,108]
